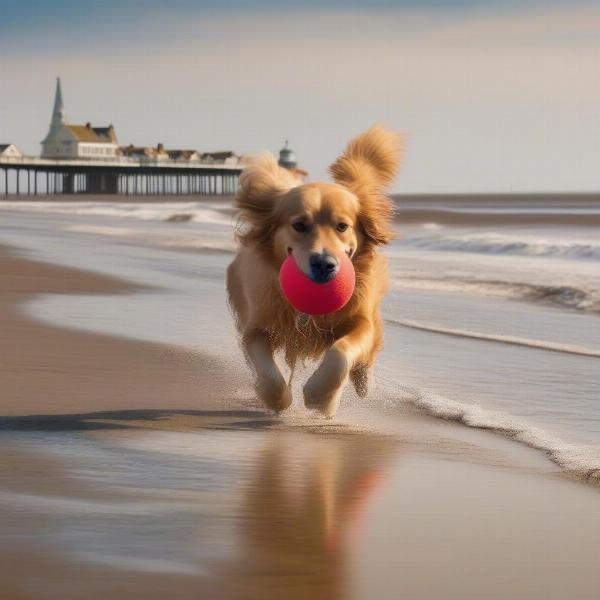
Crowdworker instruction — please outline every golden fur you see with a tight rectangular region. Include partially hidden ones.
[227,125,401,416]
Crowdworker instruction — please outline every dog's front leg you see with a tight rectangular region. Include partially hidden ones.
[243,329,292,413]
[304,317,373,417]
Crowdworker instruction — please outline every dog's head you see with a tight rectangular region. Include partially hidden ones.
[236,125,401,282]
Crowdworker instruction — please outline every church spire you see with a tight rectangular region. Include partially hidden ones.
[51,77,65,127]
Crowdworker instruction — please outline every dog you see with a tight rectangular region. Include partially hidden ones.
[227,125,401,417]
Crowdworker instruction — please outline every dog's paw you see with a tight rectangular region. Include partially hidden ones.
[256,373,292,413]
[303,350,348,417]
[303,381,342,418]
[303,379,341,418]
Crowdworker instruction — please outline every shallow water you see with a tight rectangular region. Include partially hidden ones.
[0,198,599,478]
[2,413,600,600]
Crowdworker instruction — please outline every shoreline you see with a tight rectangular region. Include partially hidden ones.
[0,245,239,417]
[1,243,600,598]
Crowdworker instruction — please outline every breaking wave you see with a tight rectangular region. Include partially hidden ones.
[391,276,600,314]
[0,201,233,226]
[396,386,600,484]
[402,231,600,261]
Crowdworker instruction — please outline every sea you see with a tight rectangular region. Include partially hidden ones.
[0,194,598,480]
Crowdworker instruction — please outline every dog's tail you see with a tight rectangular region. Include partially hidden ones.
[329,124,401,194]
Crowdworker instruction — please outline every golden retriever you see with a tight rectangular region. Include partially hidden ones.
[227,125,401,416]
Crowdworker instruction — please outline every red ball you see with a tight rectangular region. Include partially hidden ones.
[279,253,355,315]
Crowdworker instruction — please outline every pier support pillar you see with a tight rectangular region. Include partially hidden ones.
[63,173,75,194]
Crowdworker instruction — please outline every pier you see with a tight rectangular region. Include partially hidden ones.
[0,80,307,197]
[0,78,244,197]
[0,156,242,196]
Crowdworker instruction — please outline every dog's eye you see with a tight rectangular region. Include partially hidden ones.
[336,223,349,233]
[292,221,308,233]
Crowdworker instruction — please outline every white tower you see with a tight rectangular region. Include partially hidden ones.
[41,77,70,158]
[50,77,65,130]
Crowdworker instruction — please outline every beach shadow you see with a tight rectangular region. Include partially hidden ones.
[0,408,275,432]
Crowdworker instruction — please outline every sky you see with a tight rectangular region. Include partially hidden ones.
[1,0,599,193]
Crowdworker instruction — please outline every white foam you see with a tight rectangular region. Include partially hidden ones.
[0,200,233,226]
[75,551,204,575]
[399,386,600,482]
[388,318,600,358]
[65,224,142,237]
[159,238,236,253]
[421,222,442,231]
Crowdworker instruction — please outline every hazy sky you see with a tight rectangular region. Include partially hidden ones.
[1,0,599,192]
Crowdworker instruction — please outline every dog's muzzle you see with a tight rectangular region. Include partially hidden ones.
[309,252,339,283]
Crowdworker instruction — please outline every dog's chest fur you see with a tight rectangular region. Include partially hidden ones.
[263,285,346,364]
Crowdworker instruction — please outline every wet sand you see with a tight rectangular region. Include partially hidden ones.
[1,246,600,599]
[0,246,235,416]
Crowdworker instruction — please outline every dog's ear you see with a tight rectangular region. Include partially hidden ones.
[236,152,299,246]
[329,125,401,245]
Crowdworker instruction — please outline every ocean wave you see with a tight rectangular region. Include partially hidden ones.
[0,201,233,226]
[65,224,236,253]
[391,276,600,313]
[159,238,236,253]
[403,231,600,261]
[395,385,600,483]
[387,318,600,357]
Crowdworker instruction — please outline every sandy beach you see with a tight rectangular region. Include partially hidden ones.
[0,246,233,416]
[1,201,600,599]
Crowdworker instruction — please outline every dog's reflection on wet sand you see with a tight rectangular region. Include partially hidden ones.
[213,430,397,600]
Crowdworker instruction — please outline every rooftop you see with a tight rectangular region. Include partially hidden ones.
[67,123,117,144]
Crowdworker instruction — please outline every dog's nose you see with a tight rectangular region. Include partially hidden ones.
[309,252,339,283]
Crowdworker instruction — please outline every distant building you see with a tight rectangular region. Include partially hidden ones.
[119,143,169,161]
[202,151,238,165]
[0,144,23,159]
[41,78,119,160]
[167,149,201,162]
[118,144,239,165]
